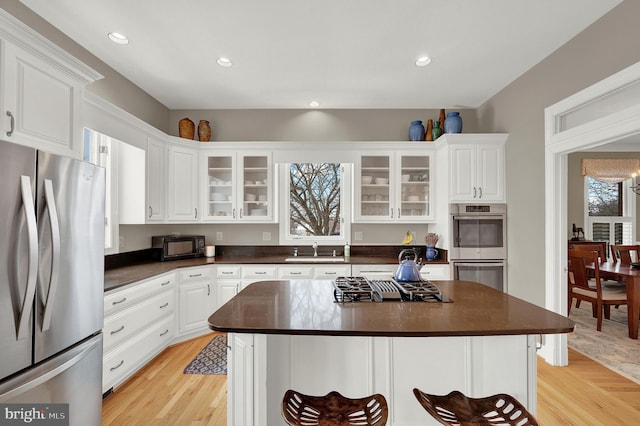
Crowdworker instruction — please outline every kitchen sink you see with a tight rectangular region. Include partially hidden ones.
[284,256,346,263]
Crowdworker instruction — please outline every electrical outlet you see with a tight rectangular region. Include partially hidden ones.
[216,231,223,241]
[262,232,271,241]
[354,232,363,241]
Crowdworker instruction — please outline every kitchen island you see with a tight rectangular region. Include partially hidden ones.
[208,279,574,426]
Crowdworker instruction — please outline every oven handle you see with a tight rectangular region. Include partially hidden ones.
[451,215,505,220]
[453,262,505,267]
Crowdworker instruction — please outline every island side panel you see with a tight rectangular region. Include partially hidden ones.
[242,334,535,426]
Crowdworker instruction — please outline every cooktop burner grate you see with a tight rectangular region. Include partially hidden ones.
[333,277,452,303]
[333,276,376,302]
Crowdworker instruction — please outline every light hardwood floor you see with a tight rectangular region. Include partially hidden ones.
[102,333,227,425]
[103,333,640,425]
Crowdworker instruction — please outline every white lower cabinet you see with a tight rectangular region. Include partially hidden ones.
[313,265,351,279]
[352,263,450,281]
[351,264,397,280]
[278,265,314,280]
[420,263,451,280]
[177,266,215,339]
[233,334,536,426]
[227,333,255,426]
[241,265,278,290]
[216,265,242,308]
[102,272,176,393]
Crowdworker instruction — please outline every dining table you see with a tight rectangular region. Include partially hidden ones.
[586,261,640,339]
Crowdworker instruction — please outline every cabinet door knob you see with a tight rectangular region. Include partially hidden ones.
[6,111,15,137]
[149,206,153,218]
[478,187,483,199]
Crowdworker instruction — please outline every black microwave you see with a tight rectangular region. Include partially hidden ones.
[151,235,205,261]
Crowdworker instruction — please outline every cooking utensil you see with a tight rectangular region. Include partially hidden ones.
[395,249,423,282]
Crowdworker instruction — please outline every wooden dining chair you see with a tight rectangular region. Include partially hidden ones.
[568,249,628,331]
[412,388,538,426]
[610,244,640,265]
[568,243,623,310]
[571,243,608,260]
[282,389,388,426]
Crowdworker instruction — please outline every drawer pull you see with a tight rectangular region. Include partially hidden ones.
[110,325,125,335]
[159,302,169,309]
[256,271,267,275]
[161,280,171,286]
[112,297,127,305]
[160,329,169,337]
[290,272,302,275]
[323,272,337,275]
[189,273,202,278]
[222,271,233,275]
[110,360,124,371]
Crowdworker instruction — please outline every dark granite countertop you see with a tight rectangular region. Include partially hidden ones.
[104,245,448,292]
[208,279,575,337]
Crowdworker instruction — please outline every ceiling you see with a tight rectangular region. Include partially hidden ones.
[20,0,621,110]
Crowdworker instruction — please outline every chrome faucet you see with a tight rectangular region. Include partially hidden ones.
[313,241,318,257]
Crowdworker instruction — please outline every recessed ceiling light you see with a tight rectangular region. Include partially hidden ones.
[107,32,129,45]
[415,56,432,67]
[217,57,232,67]
[309,101,320,108]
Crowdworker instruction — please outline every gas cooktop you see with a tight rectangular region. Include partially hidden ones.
[333,276,452,303]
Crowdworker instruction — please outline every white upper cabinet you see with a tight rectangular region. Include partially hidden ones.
[447,134,508,202]
[201,151,273,222]
[355,151,434,222]
[167,144,199,221]
[0,12,102,158]
[146,136,166,222]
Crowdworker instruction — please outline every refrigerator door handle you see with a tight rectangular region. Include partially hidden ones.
[17,175,38,340]
[41,179,61,332]
[0,334,101,401]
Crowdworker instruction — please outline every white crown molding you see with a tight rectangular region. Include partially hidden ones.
[0,9,103,84]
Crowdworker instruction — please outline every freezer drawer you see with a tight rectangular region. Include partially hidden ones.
[0,334,102,425]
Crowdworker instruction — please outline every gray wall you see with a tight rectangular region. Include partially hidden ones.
[475,0,640,304]
[168,109,478,142]
[1,0,170,133]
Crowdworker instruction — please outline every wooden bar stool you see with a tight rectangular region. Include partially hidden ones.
[282,389,388,426]
[413,388,538,426]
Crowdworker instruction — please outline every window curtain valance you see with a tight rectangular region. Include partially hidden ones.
[581,158,640,183]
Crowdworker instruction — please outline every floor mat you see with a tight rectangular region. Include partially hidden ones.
[183,335,227,375]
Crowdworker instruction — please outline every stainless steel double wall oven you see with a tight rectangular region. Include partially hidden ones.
[449,203,507,292]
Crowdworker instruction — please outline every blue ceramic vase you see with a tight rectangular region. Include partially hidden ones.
[444,112,463,133]
[426,246,439,261]
[409,120,425,141]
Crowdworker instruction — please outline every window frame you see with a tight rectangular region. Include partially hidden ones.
[278,162,352,246]
[583,176,636,248]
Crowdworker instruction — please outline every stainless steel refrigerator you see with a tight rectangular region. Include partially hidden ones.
[0,139,104,424]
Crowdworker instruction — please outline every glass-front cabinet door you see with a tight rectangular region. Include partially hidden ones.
[204,154,236,221]
[397,154,431,220]
[202,152,272,222]
[356,154,392,221]
[355,152,432,222]
[240,154,272,221]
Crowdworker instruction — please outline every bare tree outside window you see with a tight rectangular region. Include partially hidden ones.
[289,163,341,237]
[587,177,623,216]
